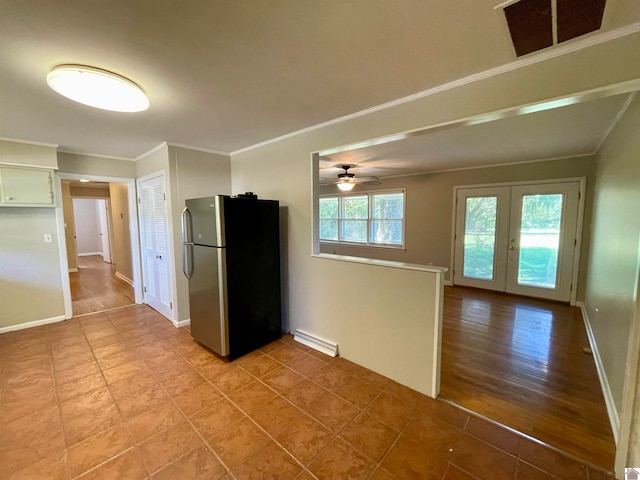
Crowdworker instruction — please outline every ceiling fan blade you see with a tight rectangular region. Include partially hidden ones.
[319,177,338,184]
[355,176,381,183]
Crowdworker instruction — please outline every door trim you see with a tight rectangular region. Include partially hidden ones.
[54,173,143,319]
[450,177,586,305]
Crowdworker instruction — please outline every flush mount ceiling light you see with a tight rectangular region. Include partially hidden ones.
[46,65,149,112]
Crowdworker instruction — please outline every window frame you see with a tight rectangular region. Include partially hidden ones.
[319,188,406,249]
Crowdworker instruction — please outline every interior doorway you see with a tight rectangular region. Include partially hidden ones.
[72,197,111,261]
[58,177,141,316]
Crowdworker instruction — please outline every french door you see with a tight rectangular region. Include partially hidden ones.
[138,174,173,320]
[453,181,580,302]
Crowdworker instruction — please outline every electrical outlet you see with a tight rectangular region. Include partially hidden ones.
[44,233,53,243]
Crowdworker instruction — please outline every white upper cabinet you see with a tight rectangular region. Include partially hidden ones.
[0,166,54,207]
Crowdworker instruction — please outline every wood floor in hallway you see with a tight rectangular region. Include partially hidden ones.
[70,255,134,316]
[440,286,616,472]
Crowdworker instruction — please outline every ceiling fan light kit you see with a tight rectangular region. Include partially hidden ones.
[46,64,149,112]
[337,181,356,191]
[321,164,382,191]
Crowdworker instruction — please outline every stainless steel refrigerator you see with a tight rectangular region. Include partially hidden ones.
[181,195,281,359]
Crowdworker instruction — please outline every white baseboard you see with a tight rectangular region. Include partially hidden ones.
[68,268,78,273]
[443,279,453,286]
[78,252,102,257]
[294,329,339,357]
[115,272,134,286]
[174,318,190,328]
[0,315,66,334]
[577,301,620,444]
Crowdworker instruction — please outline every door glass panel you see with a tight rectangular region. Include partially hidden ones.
[517,194,563,288]
[463,197,497,280]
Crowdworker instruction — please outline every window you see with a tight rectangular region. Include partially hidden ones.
[319,197,338,241]
[341,195,368,243]
[319,190,405,247]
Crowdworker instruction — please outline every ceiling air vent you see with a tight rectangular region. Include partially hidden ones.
[503,0,607,57]
[556,0,606,43]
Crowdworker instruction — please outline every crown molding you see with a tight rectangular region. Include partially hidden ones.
[595,92,636,152]
[57,149,135,162]
[0,136,58,148]
[135,142,169,161]
[166,142,230,157]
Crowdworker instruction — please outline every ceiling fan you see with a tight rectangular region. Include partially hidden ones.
[321,165,381,191]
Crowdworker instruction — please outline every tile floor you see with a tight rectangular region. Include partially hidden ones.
[0,304,615,480]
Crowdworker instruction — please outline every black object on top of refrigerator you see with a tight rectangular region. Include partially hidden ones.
[181,194,281,360]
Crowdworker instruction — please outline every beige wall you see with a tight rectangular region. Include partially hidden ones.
[231,33,640,396]
[135,144,232,323]
[69,185,110,198]
[583,96,640,424]
[167,146,231,323]
[136,145,169,180]
[61,183,77,270]
[57,152,136,178]
[109,183,133,282]
[313,258,442,396]
[0,140,63,330]
[0,208,65,329]
[320,156,596,298]
[0,140,57,169]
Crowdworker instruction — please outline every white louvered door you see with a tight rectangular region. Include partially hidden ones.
[138,174,173,320]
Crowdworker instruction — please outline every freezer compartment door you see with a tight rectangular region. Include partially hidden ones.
[185,197,224,247]
[188,245,229,356]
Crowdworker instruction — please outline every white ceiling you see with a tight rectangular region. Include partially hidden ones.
[319,92,633,178]
[1,1,639,159]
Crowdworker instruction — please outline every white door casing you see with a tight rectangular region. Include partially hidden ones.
[454,181,581,303]
[98,199,111,263]
[138,174,173,320]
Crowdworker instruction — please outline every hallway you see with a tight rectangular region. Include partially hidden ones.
[70,255,134,316]
[440,286,616,471]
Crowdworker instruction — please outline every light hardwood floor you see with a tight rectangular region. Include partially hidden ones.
[70,255,134,316]
[440,285,616,471]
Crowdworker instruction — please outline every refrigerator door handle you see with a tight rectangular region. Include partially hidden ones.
[181,207,194,279]
[181,207,193,243]
[183,243,194,279]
